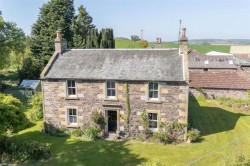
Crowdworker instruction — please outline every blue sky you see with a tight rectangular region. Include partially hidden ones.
[1,0,250,41]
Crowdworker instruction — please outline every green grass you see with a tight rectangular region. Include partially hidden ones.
[115,38,230,54]
[10,97,250,165]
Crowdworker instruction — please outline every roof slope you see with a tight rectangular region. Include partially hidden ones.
[44,49,184,81]
[190,71,250,89]
[19,80,40,90]
[205,51,233,56]
[189,53,237,69]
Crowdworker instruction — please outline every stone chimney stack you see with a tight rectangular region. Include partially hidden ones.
[155,37,162,48]
[55,30,67,53]
[179,28,189,81]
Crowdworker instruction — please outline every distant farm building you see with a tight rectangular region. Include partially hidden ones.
[189,51,250,99]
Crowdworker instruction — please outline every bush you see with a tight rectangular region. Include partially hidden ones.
[70,129,84,137]
[0,137,51,163]
[29,92,43,122]
[91,111,106,130]
[43,122,68,137]
[83,127,101,140]
[187,128,201,142]
[152,132,170,144]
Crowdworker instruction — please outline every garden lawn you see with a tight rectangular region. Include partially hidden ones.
[12,97,250,166]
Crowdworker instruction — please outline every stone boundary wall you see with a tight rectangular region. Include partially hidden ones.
[190,88,248,100]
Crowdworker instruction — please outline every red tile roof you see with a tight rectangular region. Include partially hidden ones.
[189,70,250,89]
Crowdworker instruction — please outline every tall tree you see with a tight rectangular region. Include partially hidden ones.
[99,28,115,48]
[86,28,99,48]
[30,0,75,67]
[71,5,95,48]
[0,13,26,69]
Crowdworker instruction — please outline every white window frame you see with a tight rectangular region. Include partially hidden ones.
[106,81,116,99]
[148,82,159,100]
[66,80,77,97]
[148,112,158,131]
[67,108,78,125]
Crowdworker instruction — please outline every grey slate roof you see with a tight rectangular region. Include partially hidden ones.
[19,80,40,90]
[44,49,184,81]
[189,51,237,69]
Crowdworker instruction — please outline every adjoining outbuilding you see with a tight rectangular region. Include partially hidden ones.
[19,80,41,97]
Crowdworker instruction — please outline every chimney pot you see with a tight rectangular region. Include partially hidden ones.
[56,29,62,40]
[181,28,186,37]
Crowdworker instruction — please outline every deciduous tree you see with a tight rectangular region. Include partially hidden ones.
[0,13,26,69]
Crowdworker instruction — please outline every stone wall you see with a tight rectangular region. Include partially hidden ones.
[42,80,189,139]
[190,88,248,99]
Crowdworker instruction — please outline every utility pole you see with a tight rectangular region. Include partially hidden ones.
[178,19,182,44]
[140,29,143,40]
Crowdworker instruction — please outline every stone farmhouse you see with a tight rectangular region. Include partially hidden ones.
[40,29,189,138]
[189,50,250,99]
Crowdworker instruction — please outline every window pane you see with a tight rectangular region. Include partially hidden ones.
[154,83,158,90]
[71,80,75,87]
[148,113,152,120]
[149,83,153,90]
[111,89,116,96]
[149,121,157,128]
[107,81,110,88]
[154,91,158,98]
[107,89,111,96]
[72,88,76,95]
[69,116,74,123]
[73,117,77,123]
[152,113,157,120]
[72,109,76,115]
[68,81,71,87]
[111,81,115,88]
[149,91,153,98]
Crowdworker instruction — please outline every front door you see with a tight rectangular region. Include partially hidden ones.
[108,111,117,132]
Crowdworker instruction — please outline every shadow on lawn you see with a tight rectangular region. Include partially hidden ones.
[11,131,145,166]
[189,97,249,136]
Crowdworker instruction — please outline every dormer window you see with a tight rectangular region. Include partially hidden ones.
[106,81,116,98]
[148,82,159,100]
[66,80,76,96]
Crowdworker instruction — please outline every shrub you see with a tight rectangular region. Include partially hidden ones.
[70,129,84,137]
[15,141,51,162]
[83,127,101,140]
[0,137,51,163]
[43,122,68,137]
[140,40,149,48]
[91,111,106,130]
[187,128,201,142]
[29,92,43,122]
[152,132,170,144]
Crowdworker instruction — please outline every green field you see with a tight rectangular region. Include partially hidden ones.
[10,97,250,166]
[115,38,230,54]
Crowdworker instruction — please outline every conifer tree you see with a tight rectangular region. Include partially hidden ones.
[71,5,95,48]
[86,28,99,48]
[99,28,115,48]
[30,0,75,67]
